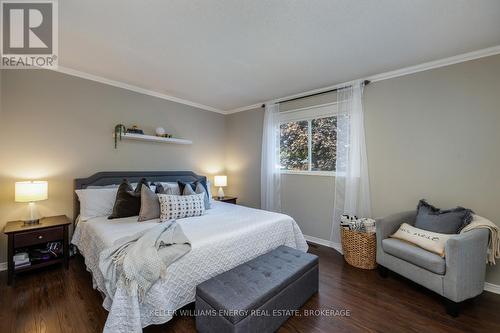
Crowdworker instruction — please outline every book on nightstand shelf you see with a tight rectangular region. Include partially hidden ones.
[14,252,31,268]
[12,242,63,270]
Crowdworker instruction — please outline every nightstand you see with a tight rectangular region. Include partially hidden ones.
[4,215,71,285]
[213,196,237,204]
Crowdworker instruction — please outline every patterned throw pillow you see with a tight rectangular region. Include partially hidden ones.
[158,192,205,221]
[390,223,452,257]
[178,180,211,210]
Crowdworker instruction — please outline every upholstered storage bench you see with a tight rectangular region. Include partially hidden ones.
[195,246,319,333]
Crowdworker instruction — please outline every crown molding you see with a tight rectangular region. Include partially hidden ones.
[226,103,263,114]
[367,44,500,83]
[226,44,500,114]
[51,45,500,115]
[52,66,225,114]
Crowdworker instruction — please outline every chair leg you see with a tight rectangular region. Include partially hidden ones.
[378,265,389,278]
[444,298,460,317]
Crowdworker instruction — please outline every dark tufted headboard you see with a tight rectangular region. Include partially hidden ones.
[73,171,206,222]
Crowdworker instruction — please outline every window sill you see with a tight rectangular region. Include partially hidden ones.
[280,170,337,177]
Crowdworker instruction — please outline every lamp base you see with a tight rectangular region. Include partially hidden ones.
[217,187,225,199]
[23,219,40,226]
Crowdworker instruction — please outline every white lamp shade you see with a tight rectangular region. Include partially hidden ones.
[15,181,48,202]
[214,175,227,187]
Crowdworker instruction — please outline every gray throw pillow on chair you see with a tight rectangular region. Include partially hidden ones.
[414,199,473,234]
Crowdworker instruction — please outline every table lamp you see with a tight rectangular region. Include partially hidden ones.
[15,181,48,225]
[214,175,227,199]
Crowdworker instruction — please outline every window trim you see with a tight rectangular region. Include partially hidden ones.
[280,170,336,177]
[279,102,338,123]
[279,103,339,176]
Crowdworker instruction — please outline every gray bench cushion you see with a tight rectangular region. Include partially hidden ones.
[383,238,446,275]
[196,246,318,325]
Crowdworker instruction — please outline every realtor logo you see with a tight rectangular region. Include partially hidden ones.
[1,0,58,68]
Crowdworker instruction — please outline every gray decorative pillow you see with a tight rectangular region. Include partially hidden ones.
[181,181,210,210]
[138,186,160,222]
[108,178,148,219]
[195,182,211,209]
[158,193,205,221]
[183,184,196,195]
[158,182,181,195]
[156,184,176,195]
[414,199,473,234]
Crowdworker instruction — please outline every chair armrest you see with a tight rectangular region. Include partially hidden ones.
[444,229,489,301]
[376,211,416,242]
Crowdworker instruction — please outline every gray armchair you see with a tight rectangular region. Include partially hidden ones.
[376,211,489,316]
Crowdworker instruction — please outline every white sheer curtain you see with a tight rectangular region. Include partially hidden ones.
[261,103,282,212]
[331,80,372,244]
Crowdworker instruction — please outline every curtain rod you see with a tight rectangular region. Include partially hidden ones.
[261,80,370,108]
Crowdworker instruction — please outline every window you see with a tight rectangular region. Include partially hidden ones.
[311,116,337,171]
[279,104,337,175]
[280,120,309,171]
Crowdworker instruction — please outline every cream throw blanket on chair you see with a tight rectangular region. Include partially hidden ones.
[99,220,191,301]
[461,215,500,265]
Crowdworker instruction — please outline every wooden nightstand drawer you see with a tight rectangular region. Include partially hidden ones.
[14,226,63,248]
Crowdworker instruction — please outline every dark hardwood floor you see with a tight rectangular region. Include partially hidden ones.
[1,243,500,333]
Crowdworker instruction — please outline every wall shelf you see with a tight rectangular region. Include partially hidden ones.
[114,133,192,145]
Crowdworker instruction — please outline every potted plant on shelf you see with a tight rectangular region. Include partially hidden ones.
[114,124,126,149]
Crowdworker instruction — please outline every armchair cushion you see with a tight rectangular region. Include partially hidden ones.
[382,238,446,275]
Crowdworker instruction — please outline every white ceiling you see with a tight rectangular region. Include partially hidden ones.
[60,0,500,112]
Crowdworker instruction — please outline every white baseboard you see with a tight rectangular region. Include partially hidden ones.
[304,235,343,254]
[303,236,500,295]
[484,282,500,295]
[0,262,6,272]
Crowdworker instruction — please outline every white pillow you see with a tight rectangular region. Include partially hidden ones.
[390,223,452,257]
[75,188,118,221]
[158,193,205,221]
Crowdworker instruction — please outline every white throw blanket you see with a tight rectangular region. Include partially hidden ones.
[461,215,500,265]
[99,220,191,300]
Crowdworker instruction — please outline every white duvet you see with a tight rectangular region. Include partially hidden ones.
[71,201,308,333]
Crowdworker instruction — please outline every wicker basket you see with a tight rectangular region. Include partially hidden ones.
[341,228,378,270]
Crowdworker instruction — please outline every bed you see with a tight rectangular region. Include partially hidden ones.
[71,171,308,332]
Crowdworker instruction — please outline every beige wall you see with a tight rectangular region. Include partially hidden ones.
[281,174,335,239]
[225,107,264,208]
[224,54,500,285]
[365,54,500,284]
[0,69,226,261]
